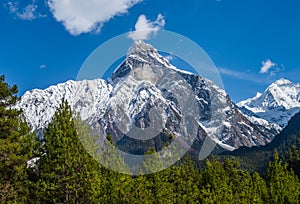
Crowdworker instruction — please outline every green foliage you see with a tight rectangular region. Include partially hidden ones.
[106,133,113,144]
[36,100,103,203]
[287,144,300,178]
[97,139,134,203]
[0,75,35,203]
[251,172,269,203]
[200,158,272,204]
[200,159,233,203]
[167,155,200,203]
[265,152,300,204]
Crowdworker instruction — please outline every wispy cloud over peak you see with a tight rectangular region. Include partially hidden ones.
[259,59,284,77]
[259,59,276,74]
[128,14,165,40]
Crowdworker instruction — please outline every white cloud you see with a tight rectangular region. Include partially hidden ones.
[259,59,284,77]
[5,1,44,21]
[17,4,38,20]
[128,14,165,40]
[6,2,18,13]
[164,54,174,61]
[39,64,46,69]
[48,0,143,36]
[259,59,276,74]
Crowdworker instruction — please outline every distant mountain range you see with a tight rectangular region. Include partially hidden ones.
[17,41,299,155]
[238,78,300,127]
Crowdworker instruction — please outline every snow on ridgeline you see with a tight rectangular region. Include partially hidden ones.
[16,79,112,130]
[238,78,300,127]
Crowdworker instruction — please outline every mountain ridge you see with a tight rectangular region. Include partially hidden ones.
[238,78,300,127]
[17,41,280,153]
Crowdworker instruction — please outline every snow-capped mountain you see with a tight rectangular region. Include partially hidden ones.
[17,41,280,151]
[238,78,300,127]
[17,79,112,131]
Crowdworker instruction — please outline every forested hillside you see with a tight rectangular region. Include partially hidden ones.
[224,110,300,174]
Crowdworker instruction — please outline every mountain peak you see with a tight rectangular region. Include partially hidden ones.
[238,78,300,127]
[273,78,292,86]
[112,41,174,81]
[127,40,156,56]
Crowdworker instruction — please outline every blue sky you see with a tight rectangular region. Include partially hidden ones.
[1,0,300,102]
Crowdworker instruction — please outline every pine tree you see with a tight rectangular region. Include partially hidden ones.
[222,159,253,203]
[265,151,300,204]
[97,142,134,203]
[168,155,200,203]
[36,100,102,203]
[200,159,233,203]
[0,75,35,203]
[134,147,173,203]
[98,168,134,203]
[251,172,269,203]
[287,144,300,178]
